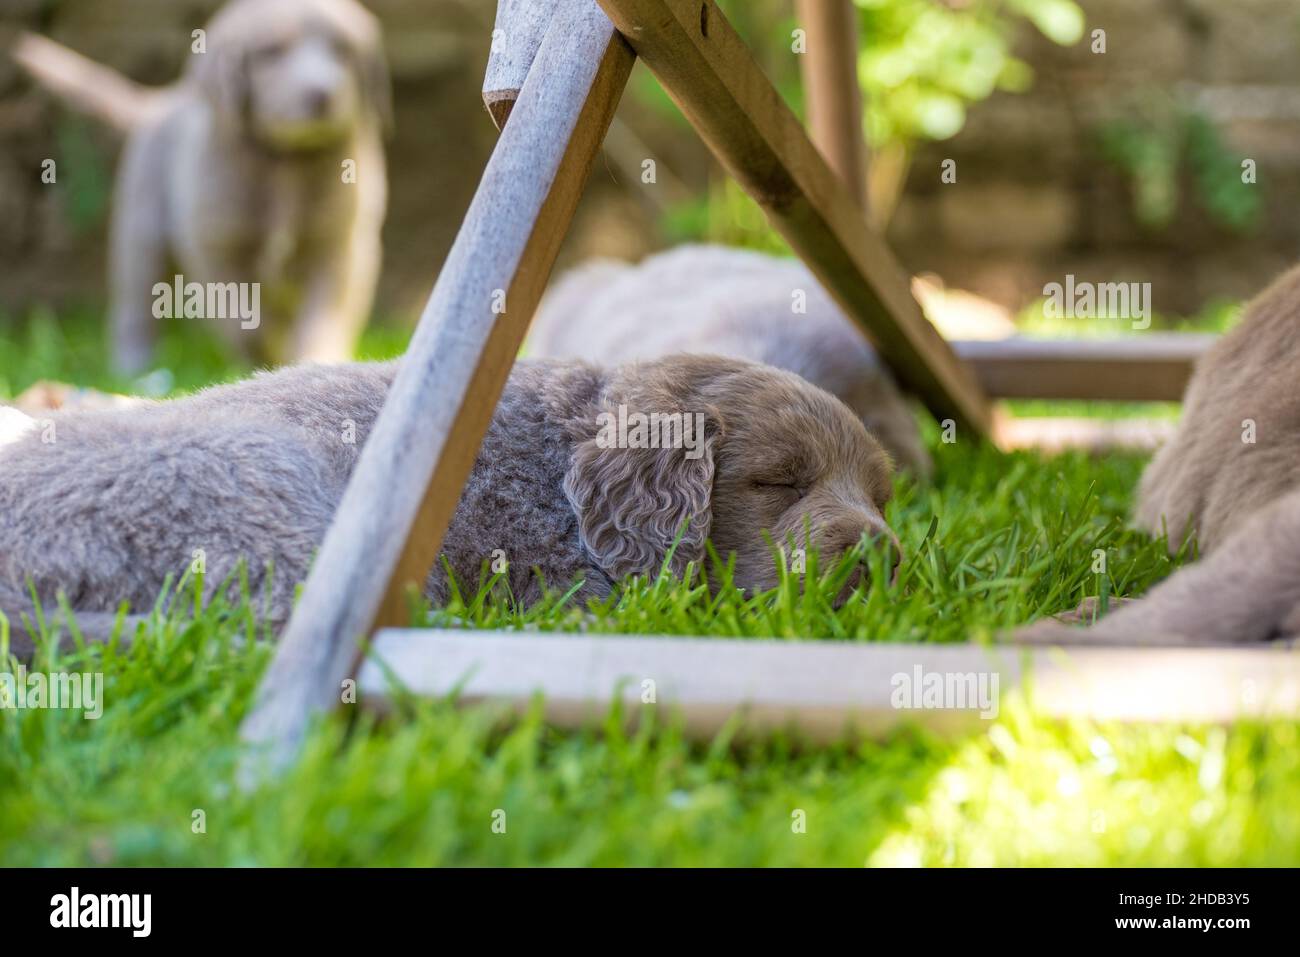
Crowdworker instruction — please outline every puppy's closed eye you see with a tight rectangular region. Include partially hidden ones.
[327,33,351,57]
[752,480,808,501]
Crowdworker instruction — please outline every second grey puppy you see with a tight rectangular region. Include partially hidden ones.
[13,0,391,372]
[1016,263,1300,646]
[528,245,932,476]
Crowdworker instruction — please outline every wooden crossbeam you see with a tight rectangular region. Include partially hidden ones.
[237,0,636,775]
[360,630,1300,739]
[794,0,867,210]
[993,415,1178,453]
[954,334,1214,401]
[597,0,991,436]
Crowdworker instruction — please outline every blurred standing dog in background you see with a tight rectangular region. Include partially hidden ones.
[13,0,391,372]
[528,245,933,477]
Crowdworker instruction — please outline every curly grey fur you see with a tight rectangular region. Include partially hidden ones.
[1017,263,1300,646]
[0,355,898,656]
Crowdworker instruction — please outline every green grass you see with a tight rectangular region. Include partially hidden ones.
[1,307,1297,866]
[0,305,411,400]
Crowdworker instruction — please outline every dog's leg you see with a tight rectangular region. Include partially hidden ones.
[290,235,380,364]
[4,605,274,662]
[288,144,384,365]
[109,126,171,375]
[1048,594,1141,625]
[5,608,147,661]
[1013,488,1300,646]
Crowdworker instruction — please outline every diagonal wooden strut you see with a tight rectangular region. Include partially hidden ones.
[794,0,867,211]
[237,0,636,775]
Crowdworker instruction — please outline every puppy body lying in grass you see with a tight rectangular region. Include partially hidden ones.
[1020,265,1300,646]
[529,245,932,476]
[0,356,898,657]
[13,0,390,372]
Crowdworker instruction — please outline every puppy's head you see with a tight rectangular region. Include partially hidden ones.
[193,0,391,150]
[563,355,899,595]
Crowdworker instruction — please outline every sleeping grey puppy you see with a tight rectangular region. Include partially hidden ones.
[13,0,390,372]
[528,245,932,476]
[0,355,899,657]
[1018,263,1300,646]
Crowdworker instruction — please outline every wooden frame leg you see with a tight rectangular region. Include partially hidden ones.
[794,0,867,212]
[237,0,635,776]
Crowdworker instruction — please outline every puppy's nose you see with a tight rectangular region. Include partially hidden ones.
[828,520,901,607]
[305,87,336,117]
[819,514,902,597]
[863,517,903,584]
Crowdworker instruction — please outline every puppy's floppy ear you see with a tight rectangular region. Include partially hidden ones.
[190,35,248,128]
[563,373,722,583]
[334,3,393,135]
[360,30,393,135]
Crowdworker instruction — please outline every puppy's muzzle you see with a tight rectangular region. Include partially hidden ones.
[870,518,904,584]
[820,514,903,606]
[305,86,337,118]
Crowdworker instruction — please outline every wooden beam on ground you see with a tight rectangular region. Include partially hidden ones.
[953,334,1214,402]
[360,630,1300,739]
[238,0,636,777]
[597,0,991,437]
[794,0,866,210]
[482,0,559,129]
[992,414,1178,454]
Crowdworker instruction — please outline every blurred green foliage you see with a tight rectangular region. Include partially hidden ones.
[661,177,794,253]
[854,0,1083,148]
[1097,95,1263,233]
[53,117,112,233]
[649,0,1085,246]
[1017,290,1243,339]
[0,304,412,401]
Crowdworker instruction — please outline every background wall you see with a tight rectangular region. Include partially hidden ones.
[1,0,1298,325]
[896,0,1300,315]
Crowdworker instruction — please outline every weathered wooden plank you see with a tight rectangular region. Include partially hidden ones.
[954,334,1214,401]
[993,415,1178,453]
[597,0,991,436]
[360,630,1300,738]
[794,0,866,210]
[238,0,636,776]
